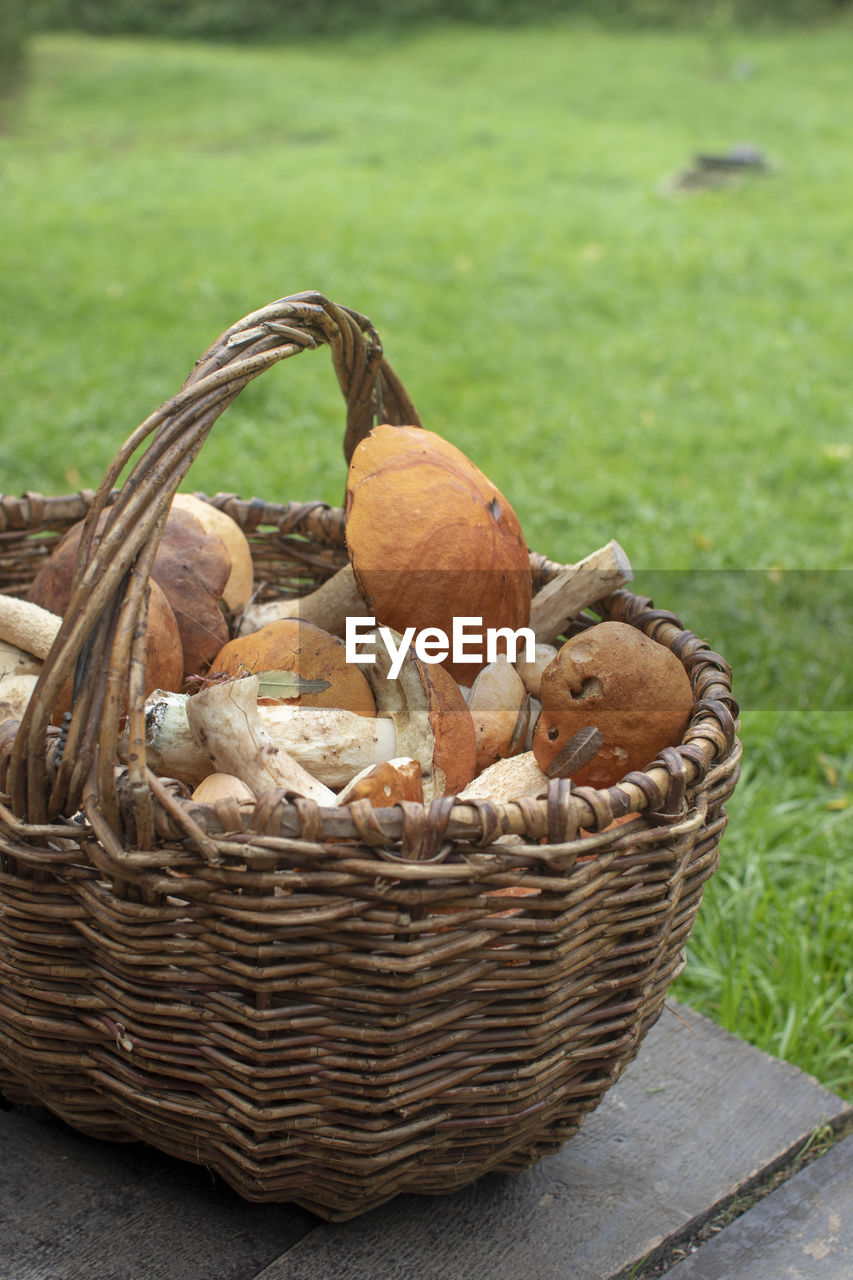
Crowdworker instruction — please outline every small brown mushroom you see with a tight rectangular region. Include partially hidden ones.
[335,757,424,808]
[211,618,376,717]
[532,621,694,789]
[191,772,256,805]
[27,507,229,683]
[171,493,255,617]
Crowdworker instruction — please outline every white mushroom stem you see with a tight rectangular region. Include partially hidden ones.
[256,702,398,788]
[530,541,633,643]
[185,675,337,805]
[237,564,366,638]
[146,685,402,791]
[145,688,217,788]
[0,594,62,661]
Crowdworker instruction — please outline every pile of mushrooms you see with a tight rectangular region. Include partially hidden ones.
[0,422,697,817]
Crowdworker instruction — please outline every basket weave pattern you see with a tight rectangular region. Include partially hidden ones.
[0,293,740,1220]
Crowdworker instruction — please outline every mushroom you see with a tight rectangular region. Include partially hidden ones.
[237,563,366,639]
[144,687,217,788]
[458,751,550,803]
[147,504,231,680]
[514,643,558,699]
[335,757,424,807]
[0,639,43,679]
[360,627,478,799]
[532,620,694,789]
[3,582,182,725]
[171,493,255,617]
[147,627,477,800]
[146,685,396,790]
[0,594,62,661]
[0,672,40,724]
[344,423,532,686]
[191,772,257,805]
[184,675,337,806]
[211,618,376,717]
[466,655,530,773]
[27,506,230,683]
[529,541,633,644]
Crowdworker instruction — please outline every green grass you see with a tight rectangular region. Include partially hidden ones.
[0,22,851,1096]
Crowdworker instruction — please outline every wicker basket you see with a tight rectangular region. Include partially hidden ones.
[0,291,740,1221]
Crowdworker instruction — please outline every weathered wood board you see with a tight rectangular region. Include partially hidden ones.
[1,1003,849,1280]
[0,1104,318,1280]
[250,1005,851,1280]
[663,1131,853,1280]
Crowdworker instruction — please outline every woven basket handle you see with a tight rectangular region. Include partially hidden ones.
[9,292,421,829]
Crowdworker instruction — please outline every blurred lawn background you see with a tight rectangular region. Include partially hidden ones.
[0,5,851,1095]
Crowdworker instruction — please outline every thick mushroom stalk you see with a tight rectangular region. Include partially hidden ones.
[0,595,62,661]
[145,686,397,791]
[529,541,633,644]
[185,675,337,805]
[237,564,366,639]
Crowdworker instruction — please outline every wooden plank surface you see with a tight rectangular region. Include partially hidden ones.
[250,1004,851,1280]
[0,1103,319,1280]
[1,1003,849,1280]
[664,1132,853,1280]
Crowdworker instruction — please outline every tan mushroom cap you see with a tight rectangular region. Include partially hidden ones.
[532,620,694,789]
[191,772,256,805]
[26,506,229,685]
[345,423,532,686]
[211,618,377,717]
[467,656,529,773]
[171,494,254,616]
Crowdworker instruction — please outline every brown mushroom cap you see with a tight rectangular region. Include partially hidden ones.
[171,493,254,616]
[336,757,424,808]
[27,506,230,684]
[532,621,694,789]
[51,579,183,723]
[211,618,377,717]
[152,506,231,680]
[345,423,532,686]
[421,660,479,796]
